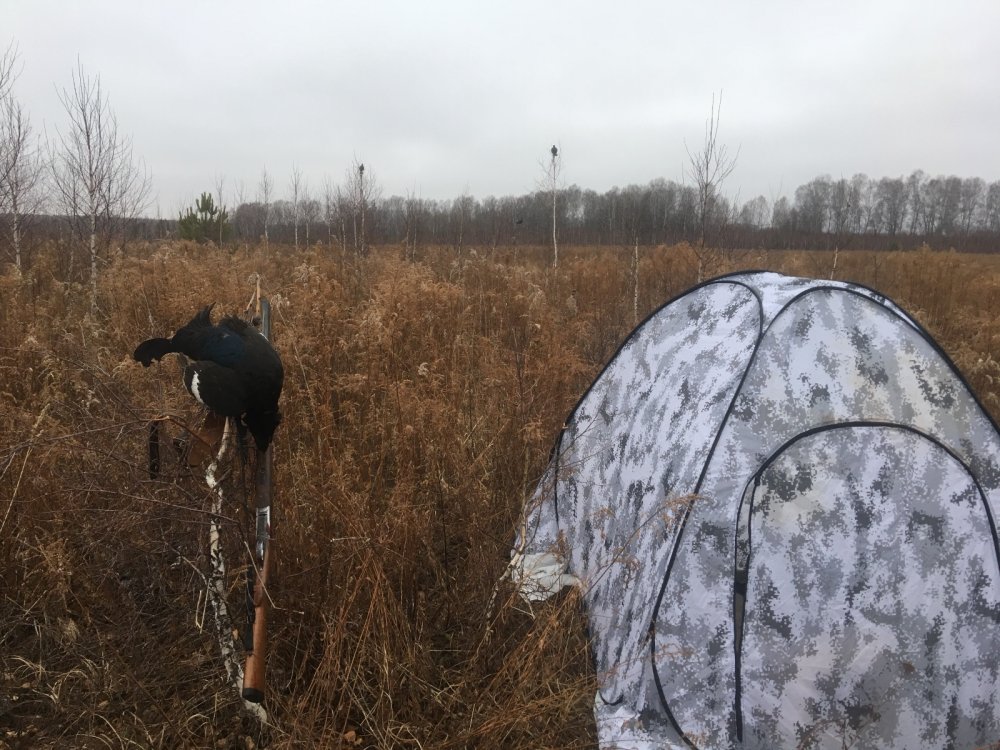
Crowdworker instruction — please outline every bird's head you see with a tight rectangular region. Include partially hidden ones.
[133,305,216,366]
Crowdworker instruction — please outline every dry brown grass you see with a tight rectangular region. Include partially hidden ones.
[1,241,998,748]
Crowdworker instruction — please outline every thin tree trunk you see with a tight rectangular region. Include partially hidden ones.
[552,179,558,268]
[12,220,21,272]
[10,200,21,272]
[89,212,98,307]
[632,236,639,325]
[360,201,367,256]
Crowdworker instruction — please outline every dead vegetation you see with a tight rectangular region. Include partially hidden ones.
[1,241,998,748]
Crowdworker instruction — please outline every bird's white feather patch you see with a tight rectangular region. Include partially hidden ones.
[189,370,205,405]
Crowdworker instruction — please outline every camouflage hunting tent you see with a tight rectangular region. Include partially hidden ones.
[513,271,1000,749]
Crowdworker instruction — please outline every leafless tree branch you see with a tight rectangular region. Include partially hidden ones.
[684,91,740,279]
[49,59,151,302]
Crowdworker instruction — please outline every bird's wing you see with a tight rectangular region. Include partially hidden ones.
[183,361,248,417]
[197,327,246,367]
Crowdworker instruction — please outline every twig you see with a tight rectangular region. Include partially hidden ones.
[0,402,50,538]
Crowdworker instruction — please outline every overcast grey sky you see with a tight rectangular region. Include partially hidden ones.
[6,0,1000,216]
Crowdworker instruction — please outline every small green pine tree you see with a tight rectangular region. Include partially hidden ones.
[179,192,231,243]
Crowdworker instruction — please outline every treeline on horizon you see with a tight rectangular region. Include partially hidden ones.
[221,170,1000,253]
[12,169,1000,264]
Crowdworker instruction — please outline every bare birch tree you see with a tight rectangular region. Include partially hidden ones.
[258,167,273,249]
[404,188,421,261]
[50,60,150,303]
[451,191,474,254]
[335,185,350,252]
[685,92,739,280]
[623,186,650,324]
[214,173,227,245]
[0,92,45,271]
[545,144,561,268]
[289,163,303,250]
[301,190,319,247]
[345,158,380,256]
[322,176,336,248]
[233,179,249,247]
[1,42,45,271]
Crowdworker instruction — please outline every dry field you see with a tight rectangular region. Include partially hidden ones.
[2,242,999,749]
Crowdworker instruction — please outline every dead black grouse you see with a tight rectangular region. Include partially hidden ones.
[133,305,284,452]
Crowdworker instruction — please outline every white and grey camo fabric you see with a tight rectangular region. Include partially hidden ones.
[515,271,1000,749]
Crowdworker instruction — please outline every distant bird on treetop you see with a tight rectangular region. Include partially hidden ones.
[133,305,284,452]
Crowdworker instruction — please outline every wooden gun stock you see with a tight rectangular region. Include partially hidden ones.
[242,498,271,702]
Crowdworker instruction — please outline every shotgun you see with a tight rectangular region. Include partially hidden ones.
[242,296,274,704]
